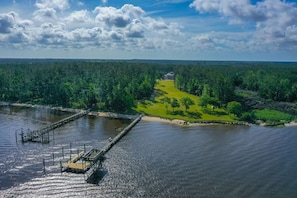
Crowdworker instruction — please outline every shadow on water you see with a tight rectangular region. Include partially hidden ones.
[86,168,108,185]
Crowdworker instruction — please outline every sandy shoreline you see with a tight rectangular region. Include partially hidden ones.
[91,112,138,120]
[284,122,297,127]
[2,102,296,127]
[142,116,189,125]
[141,116,252,127]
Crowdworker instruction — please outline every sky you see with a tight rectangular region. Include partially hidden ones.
[0,0,297,61]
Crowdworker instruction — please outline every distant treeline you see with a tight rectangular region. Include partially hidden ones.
[0,60,296,112]
[172,63,297,104]
[0,61,160,112]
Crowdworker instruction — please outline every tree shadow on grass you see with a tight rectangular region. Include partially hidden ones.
[166,110,185,116]
[155,89,168,97]
[166,110,202,119]
[203,108,227,116]
[186,111,202,119]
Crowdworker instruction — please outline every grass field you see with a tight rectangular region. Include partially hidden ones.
[135,80,235,123]
[253,109,293,122]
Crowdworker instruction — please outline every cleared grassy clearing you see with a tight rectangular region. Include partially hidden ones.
[136,80,235,123]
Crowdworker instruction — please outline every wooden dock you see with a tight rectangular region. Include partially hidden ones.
[20,110,89,143]
[86,114,142,180]
[62,114,143,181]
[62,151,91,173]
[62,149,104,173]
[100,114,142,155]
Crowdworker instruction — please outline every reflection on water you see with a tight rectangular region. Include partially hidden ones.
[1,106,297,197]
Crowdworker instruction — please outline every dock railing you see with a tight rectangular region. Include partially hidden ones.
[19,110,89,143]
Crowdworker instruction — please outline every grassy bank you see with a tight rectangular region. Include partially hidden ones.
[135,80,235,123]
[253,108,294,126]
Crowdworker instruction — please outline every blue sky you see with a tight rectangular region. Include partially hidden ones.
[0,0,297,61]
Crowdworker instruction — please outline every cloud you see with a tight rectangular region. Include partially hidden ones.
[149,20,168,30]
[94,4,145,28]
[0,12,33,48]
[190,0,267,24]
[65,10,92,24]
[0,12,17,34]
[94,6,130,28]
[126,20,144,38]
[34,23,68,46]
[0,3,184,54]
[190,0,297,50]
[33,8,57,22]
[35,0,69,11]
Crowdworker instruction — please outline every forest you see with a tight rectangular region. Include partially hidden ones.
[0,60,296,119]
[0,61,160,112]
[173,62,297,103]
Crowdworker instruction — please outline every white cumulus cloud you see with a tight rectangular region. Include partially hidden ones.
[65,10,92,25]
[33,7,57,22]
[0,12,17,34]
[35,0,69,11]
[190,0,297,51]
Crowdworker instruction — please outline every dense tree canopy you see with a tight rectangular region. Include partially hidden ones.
[0,61,160,112]
[227,101,243,117]
[0,60,296,115]
[172,62,297,104]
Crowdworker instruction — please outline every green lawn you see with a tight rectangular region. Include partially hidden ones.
[135,80,235,123]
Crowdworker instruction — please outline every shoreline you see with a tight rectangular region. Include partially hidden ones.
[1,102,296,127]
[284,122,297,127]
[142,116,252,127]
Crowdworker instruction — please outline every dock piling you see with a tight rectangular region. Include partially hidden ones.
[43,158,46,173]
[62,147,64,159]
[70,143,72,159]
[52,130,54,143]
[21,128,24,142]
[15,131,17,143]
[60,161,62,174]
[19,110,89,143]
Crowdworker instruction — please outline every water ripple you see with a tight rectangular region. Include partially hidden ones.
[1,109,297,197]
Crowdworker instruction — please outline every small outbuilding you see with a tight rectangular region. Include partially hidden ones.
[163,72,175,80]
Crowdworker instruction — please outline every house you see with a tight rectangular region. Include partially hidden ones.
[163,72,175,80]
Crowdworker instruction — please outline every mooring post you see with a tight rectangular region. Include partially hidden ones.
[43,158,46,173]
[84,144,86,153]
[52,153,55,165]
[70,143,72,159]
[21,128,24,142]
[62,147,64,159]
[77,148,79,155]
[15,130,18,143]
[47,130,50,143]
[60,161,62,174]
[53,129,55,144]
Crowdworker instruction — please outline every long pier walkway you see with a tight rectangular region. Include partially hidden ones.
[62,114,143,181]
[20,110,89,143]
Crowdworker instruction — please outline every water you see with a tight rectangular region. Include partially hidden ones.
[0,106,297,197]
